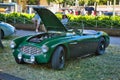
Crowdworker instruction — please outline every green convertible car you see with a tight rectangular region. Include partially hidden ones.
[10,7,109,70]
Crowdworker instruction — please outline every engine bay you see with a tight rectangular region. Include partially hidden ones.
[28,33,62,43]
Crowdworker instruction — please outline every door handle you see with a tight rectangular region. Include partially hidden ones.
[70,42,77,44]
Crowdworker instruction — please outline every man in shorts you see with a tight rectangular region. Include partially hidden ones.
[32,13,41,32]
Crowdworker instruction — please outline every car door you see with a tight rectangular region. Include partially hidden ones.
[68,35,98,58]
[80,35,99,54]
[68,35,86,58]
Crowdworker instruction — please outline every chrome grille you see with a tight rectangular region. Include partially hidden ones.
[20,46,42,55]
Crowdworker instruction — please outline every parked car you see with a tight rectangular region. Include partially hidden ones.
[103,12,120,16]
[0,21,15,38]
[103,12,113,16]
[10,7,110,70]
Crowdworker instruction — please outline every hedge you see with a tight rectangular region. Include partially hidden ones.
[0,13,120,29]
[0,13,34,24]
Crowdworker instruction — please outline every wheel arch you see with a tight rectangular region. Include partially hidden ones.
[49,44,68,62]
[96,36,106,55]
[101,36,109,47]
[0,29,4,39]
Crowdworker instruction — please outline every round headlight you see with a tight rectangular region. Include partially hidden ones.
[30,55,35,62]
[10,41,16,48]
[42,45,49,53]
[18,53,22,60]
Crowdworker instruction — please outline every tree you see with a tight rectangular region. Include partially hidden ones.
[89,0,99,15]
[63,0,75,6]
[99,0,107,5]
[79,0,89,6]
[47,0,64,7]
[0,0,3,2]
[27,0,40,5]
[47,0,120,7]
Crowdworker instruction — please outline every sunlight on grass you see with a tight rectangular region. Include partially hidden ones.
[0,37,120,80]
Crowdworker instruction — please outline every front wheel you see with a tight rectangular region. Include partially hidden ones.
[15,58,24,64]
[51,46,65,70]
[0,30,4,39]
[96,37,106,55]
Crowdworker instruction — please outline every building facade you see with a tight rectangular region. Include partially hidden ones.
[0,0,48,12]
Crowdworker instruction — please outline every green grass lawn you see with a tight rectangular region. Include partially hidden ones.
[0,37,120,80]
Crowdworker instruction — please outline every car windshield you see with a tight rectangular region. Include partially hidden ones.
[65,22,84,35]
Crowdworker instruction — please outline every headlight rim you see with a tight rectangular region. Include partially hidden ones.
[41,45,49,53]
[10,41,16,49]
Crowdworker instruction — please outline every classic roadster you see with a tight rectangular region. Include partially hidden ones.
[0,21,15,39]
[10,7,109,70]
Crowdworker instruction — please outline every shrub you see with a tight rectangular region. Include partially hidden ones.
[0,13,34,24]
[0,13,120,29]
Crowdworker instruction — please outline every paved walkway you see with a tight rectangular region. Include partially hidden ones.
[14,29,120,46]
[14,30,37,36]
[110,36,120,46]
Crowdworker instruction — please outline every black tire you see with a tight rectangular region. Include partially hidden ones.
[15,58,24,64]
[96,37,106,55]
[51,46,65,70]
[0,30,4,39]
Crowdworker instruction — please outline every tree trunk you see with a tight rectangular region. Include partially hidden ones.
[119,0,120,5]
[113,0,116,16]
[59,3,61,8]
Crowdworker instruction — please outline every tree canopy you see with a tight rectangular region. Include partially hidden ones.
[27,0,120,6]
[27,0,40,5]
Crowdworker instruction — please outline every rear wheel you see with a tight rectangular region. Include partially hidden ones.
[96,37,106,55]
[51,46,65,70]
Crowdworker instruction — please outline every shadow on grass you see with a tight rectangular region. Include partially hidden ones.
[0,72,24,80]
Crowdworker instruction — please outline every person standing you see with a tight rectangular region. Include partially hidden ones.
[61,15,68,26]
[32,13,41,32]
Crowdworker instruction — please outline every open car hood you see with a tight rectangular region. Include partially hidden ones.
[33,7,67,32]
